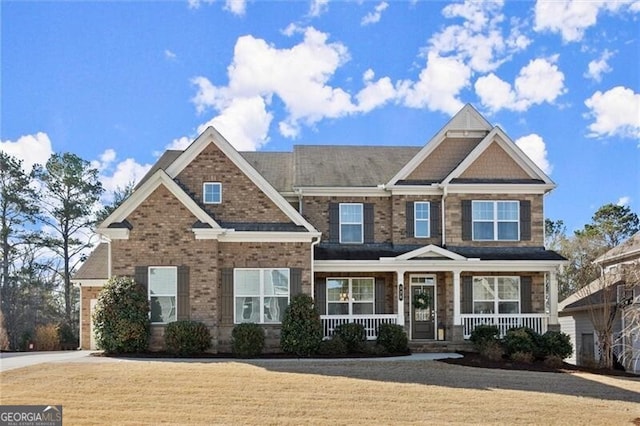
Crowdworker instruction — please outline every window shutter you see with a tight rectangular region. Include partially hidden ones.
[375,278,386,314]
[177,266,190,321]
[430,201,441,239]
[520,200,531,241]
[329,203,339,243]
[406,201,414,237]
[134,266,148,294]
[462,200,472,241]
[520,276,532,313]
[314,278,326,315]
[364,203,374,243]
[462,276,473,314]
[221,268,234,324]
[290,268,302,296]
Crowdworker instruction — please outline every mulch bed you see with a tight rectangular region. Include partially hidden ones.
[438,351,638,377]
[91,350,411,360]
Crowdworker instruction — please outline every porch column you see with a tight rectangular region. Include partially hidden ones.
[396,270,405,327]
[453,269,461,326]
[548,269,559,328]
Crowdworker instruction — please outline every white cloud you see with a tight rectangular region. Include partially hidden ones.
[584,49,613,82]
[534,0,638,42]
[475,57,566,112]
[90,149,152,196]
[361,2,389,26]
[224,0,246,16]
[617,196,631,206]
[355,69,395,113]
[308,0,329,17]
[166,136,192,151]
[164,49,177,60]
[515,133,553,175]
[187,0,215,10]
[397,52,470,115]
[584,86,640,138]
[0,132,53,172]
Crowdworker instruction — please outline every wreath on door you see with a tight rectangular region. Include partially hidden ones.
[412,291,432,310]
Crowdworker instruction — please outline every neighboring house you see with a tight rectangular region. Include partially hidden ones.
[559,232,640,373]
[73,104,566,352]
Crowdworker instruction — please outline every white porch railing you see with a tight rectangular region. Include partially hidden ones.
[320,315,398,340]
[461,314,549,339]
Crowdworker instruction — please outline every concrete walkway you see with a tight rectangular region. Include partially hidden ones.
[0,350,462,372]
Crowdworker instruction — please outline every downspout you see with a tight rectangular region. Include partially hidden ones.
[311,235,321,300]
[440,184,448,247]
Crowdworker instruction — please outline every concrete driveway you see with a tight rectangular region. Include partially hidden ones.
[0,351,97,372]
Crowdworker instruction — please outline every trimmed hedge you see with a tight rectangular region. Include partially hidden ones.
[280,294,323,357]
[335,323,366,353]
[376,323,408,353]
[232,323,265,358]
[165,321,211,356]
[93,276,150,354]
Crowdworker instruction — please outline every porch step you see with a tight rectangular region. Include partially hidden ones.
[409,340,474,353]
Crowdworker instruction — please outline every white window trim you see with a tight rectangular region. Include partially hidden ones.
[414,201,431,238]
[472,200,520,241]
[472,276,521,315]
[148,266,177,324]
[203,182,222,204]
[233,268,290,324]
[326,277,375,315]
[339,203,364,244]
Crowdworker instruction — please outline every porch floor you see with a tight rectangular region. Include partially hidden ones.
[409,340,473,353]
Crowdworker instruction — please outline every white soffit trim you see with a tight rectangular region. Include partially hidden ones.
[73,279,108,287]
[386,104,492,186]
[216,231,322,243]
[445,184,554,194]
[442,127,555,187]
[387,185,443,195]
[390,244,467,261]
[314,259,566,272]
[165,127,318,234]
[97,169,221,233]
[100,228,130,240]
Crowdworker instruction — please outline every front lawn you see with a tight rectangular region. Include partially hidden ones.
[1,359,639,424]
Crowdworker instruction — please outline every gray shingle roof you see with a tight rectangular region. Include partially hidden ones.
[240,152,293,192]
[135,150,182,189]
[73,243,109,280]
[594,232,640,266]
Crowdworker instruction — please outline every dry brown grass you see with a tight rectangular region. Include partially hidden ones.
[1,359,639,425]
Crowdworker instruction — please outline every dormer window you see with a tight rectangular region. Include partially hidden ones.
[203,182,222,204]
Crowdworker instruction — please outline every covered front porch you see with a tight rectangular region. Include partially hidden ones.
[314,244,563,342]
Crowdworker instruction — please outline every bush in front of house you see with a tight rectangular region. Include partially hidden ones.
[35,324,60,351]
[335,322,366,353]
[317,336,348,356]
[232,323,265,358]
[165,320,211,356]
[469,325,500,350]
[541,330,573,360]
[376,323,409,354]
[280,294,323,357]
[58,321,78,350]
[93,276,150,354]
[503,327,536,359]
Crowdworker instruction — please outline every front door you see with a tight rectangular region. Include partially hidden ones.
[411,276,436,340]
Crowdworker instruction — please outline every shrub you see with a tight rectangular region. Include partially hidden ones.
[280,294,323,357]
[317,336,348,356]
[376,323,409,353]
[541,330,572,360]
[19,331,33,351]
[93,276,150,354]
[510,351,534,363]
[503,328,536,356]
[543,354,565,368]
[58,321,78,349]
[232,323,265,358]
[165,321,211,356]
[469,325,500,351]
[335,323,366,353]
[480,340,504,361]
[35,324,60,351]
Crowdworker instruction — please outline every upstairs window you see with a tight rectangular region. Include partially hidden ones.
[472,200,519,241]
[203,182,222,204]
[414,202,431,238]
[340,203,363,244]
[149,267,177,324]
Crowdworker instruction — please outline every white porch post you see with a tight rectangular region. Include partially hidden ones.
[396,270,405,326]
[453,269,461,326]
[548,269,559,326]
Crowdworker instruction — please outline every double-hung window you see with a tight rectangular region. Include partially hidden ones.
[149,266,177,324]
[203,182,222,204]
[234,268,289,324]
[340,203,363,244]
[472,200,519,241]
[326,278,374,315]
[473,277,520,314]
[414,202,430,238]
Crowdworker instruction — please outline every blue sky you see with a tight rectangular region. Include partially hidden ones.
[2,0,639,234]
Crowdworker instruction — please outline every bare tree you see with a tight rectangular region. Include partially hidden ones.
[614,262,640,372]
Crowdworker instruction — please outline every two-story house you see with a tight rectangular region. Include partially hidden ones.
[74,104,566,351]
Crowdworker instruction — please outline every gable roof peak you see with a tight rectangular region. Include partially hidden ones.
[447,103,493,132]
